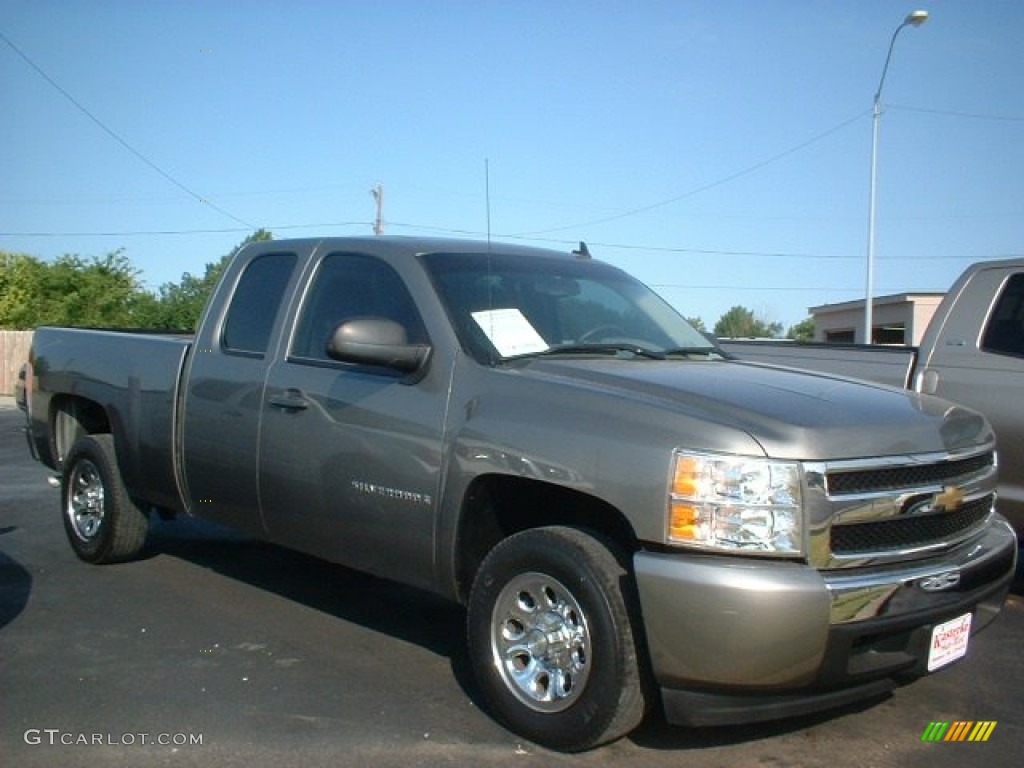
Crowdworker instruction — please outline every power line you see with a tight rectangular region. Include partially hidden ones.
[509,237,844,259]
[0,28,256,230]
[4,217,1015,265]
[653,283,934,294]
[386,222,1009,262]
[0,221,370,237]
[554,240,1017,261]
[1,228,252,237]
[509,110,869,237]
[889,104,1024,122]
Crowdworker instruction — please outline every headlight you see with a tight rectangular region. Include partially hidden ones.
[668,451,803,555]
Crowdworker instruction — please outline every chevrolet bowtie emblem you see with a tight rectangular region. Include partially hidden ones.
[904,485,966,517]
[933,485,965,513]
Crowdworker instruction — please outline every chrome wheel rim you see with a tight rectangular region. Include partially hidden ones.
[489,571,591,713]
[66,459,105,541]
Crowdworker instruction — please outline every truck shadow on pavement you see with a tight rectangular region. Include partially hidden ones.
[144,515,482,706]
[0,537,32,631]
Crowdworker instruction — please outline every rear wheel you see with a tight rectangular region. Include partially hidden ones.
[62,434,148,564]
[467,526,647,751]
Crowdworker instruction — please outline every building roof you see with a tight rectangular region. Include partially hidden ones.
[809,292,945,315]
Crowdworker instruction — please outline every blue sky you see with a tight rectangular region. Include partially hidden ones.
[2,0,1022,330]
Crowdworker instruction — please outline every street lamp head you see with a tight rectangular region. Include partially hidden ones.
[905,10,929,27]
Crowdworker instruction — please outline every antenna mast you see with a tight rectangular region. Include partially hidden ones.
[484,159,491,246]
[371,184,384,235]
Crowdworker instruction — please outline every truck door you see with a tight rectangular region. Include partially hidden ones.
[180,249,300,535]
[258,250,446,589]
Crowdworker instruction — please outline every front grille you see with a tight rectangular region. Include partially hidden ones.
[830,495,994,555]
[826,453,993,496]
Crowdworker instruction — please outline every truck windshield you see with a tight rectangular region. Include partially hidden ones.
[421,250,717,364]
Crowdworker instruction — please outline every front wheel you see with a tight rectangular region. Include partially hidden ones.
[467,526,647,752]
[62,434,148,564]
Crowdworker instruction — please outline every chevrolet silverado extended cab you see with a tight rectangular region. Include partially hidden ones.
[722,258,1024,540]
[21,237,1017,751]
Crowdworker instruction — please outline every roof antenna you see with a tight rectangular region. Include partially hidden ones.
[485,159,494,327]
[371,184,384,235]
[573,241,591,260]
[484,159,492,248]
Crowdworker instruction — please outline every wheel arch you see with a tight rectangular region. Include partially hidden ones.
[49,394,111,469]
[452,473,640,604]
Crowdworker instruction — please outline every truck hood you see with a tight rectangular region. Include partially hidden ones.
[515,358,991,460]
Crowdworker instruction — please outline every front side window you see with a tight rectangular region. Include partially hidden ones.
[981,273,1024,358]
[291,252,427,362]
[222,252,297,356]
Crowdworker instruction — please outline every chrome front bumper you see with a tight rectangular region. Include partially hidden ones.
[634,515,1017,726]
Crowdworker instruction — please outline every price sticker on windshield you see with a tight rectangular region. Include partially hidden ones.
[472,309,549,358]
[927,613,971,672]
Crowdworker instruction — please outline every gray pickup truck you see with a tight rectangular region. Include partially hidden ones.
[722,258,1024,541]
[21,237,1017,751]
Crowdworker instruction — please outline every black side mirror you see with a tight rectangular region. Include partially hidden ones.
[327,317,431,374]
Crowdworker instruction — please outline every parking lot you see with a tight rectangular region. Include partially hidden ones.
[1,400,1020,767]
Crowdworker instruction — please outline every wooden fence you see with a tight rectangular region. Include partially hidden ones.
[0,331,33,397]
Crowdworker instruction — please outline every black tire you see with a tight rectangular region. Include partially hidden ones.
[61,434,148,564]
[467,526,646,752]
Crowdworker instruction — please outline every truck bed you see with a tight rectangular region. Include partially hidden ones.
[719,340,918,389]
[28,327,193,511]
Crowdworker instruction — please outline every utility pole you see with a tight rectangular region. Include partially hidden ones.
[371,184,384,235]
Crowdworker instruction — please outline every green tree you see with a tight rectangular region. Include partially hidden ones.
[2,229,275,331]
[0,252,45,329]
[152,259,229,329]
[1,249,153,329]
[685,316,706,333]
[713,306,783,339]
[787,317,815,342]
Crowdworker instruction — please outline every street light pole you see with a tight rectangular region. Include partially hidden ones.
[864,9,928,345]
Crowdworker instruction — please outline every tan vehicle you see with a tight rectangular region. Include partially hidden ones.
[724,258,1024,540]
[19,239,1018,751]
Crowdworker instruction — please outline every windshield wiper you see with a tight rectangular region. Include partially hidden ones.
[504,344,728,363]
[512,343,667,361]
[661,346,726,359]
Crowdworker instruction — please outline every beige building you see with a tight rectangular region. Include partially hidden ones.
[809,293,944,346]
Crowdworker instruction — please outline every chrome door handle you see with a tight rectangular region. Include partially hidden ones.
[269,390,309,411]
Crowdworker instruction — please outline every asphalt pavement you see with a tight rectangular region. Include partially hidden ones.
[1,401,1021,767]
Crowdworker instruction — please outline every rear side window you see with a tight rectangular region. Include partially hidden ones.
[981,273,1024,358]
[222,252,297,356]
